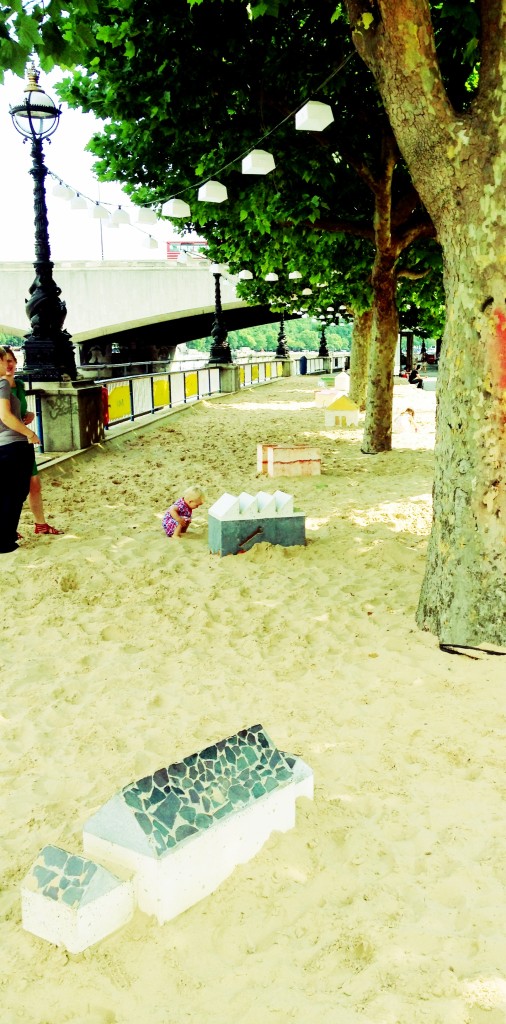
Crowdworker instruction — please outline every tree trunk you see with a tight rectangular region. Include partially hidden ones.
[416,242,506,644]
[349,308,372,409]
[362,256,399,453]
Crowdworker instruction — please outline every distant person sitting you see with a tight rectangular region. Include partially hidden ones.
[408,364,424,389]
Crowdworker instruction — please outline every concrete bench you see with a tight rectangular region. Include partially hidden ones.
[208,490,305,555]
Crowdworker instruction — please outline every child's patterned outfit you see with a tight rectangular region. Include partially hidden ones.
[162,497,192,537]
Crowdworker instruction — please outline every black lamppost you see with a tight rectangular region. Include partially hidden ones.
[208,264,233,365]
[318,324,329,358]
[275,312,289,358]
[10,64,77,381]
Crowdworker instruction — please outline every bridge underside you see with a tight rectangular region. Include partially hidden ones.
[78,305,297,364]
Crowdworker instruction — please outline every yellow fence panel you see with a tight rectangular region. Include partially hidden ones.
[239,366,245,385]
[108,383,131,422]
[185,372,198,399]
[251,364,259,382]
[153,378,170,408]
[266,363,272,378]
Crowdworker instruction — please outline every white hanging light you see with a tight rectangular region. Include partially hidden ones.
[295,101,334,132]
[197,180,228,203]
[241,149,276,175]
[111,206,130,225]
[143,235,159,249]
[326,305,334,311]
[177,250,188,263]
[106,216,119,230]
[162,198,191,218]
[136,207,158,225]
[264,272,279,282]
[288,270,302,280]
[52,179,70,198]
[70,192,88,210]
[91,202,109,220]
[317,282,328,288]
[238,269,254,280]
[302,287,313,295]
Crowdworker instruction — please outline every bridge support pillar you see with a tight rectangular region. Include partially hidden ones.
[34,382,105,453]
[278,359,292,378]
[218,365,241,393]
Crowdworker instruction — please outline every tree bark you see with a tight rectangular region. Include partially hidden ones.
[362,254,398,453]
[349,308,372,409]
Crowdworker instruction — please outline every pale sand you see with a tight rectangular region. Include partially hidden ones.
[2,375,506,1024]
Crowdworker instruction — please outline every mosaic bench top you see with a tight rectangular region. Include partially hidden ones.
[85,724,296,860]
[23,845,124,908]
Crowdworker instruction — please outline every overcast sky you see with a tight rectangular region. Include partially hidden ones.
[0,69,186,263]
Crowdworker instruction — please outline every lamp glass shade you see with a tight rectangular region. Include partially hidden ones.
[162,198,191,218]
[210,263,222,274]
[136,207,158,225]
[264,272,279,282]
[295,101,334,132]
[288,270,302,280]
[10,68,60,140]
[238,269,254,280]
[241,149,276,175]
[197,180,228,203]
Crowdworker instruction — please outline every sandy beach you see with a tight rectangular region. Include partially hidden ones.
[2,373,506,1024]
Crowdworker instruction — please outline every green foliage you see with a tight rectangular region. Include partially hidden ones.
[191,317,352,353]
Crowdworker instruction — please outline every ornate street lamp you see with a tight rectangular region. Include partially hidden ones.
[318,324,329,358]
[208,264,233,364]
[10,64,77,381]
[275,312,289,358]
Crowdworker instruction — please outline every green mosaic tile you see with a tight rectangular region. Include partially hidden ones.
[25,845,123,907]
[120,724,293,857]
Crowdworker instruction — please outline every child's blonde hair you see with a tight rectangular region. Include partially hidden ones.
[183,485,205,503]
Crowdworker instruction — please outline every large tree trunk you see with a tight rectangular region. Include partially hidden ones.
[417,243,506,644]
[362,256,399,453]
[345,0,506,646]
[349,308,372,410]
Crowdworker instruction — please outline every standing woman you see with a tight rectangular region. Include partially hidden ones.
[0,346,40,553]
[2,347,63,535]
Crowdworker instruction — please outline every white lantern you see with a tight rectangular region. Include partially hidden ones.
[264,272,279,282]
[70,193,88,211]
[136,207,158,225]
[295,101,334,132]
[91,202,109,220]
[162,198,191,218]
[52,179,70,198]
[111,206,130,225]
[288,270,302,280]
[143,235,159,249]
[241,149,276,175]
[238,269,254,280]
[302,287,313,296]
[197,180,228,203]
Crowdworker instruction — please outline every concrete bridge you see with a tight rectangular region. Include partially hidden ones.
[0,259,287,364]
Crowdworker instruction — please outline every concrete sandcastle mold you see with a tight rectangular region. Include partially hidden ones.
[83,724,313,924]
[21,845,134,953]
[208,491,305,555]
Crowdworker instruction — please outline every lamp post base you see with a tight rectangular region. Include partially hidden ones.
[21,331,77,383]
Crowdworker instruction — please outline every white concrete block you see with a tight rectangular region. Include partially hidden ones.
[273,490,294,515]
[208,493,240,520]
[21,846,134,954]
[238,492,258,517]
[256,491,278,517]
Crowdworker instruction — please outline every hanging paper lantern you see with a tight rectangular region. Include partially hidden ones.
[136,207,158,225]
[197,180,228,203]
[162,198,191,218]
[241,149,276,175]
[295,101,334,132]
[91,202,109,220]
[238,269,254,280]
[264,272,279,282]
[288,270,302,280]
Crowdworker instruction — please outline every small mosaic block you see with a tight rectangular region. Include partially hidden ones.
[83,725,313,924]
[21,846,134,953]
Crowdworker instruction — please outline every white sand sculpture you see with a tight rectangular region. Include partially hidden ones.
[83,725,313,926]
[324,394,360,428]
[21,846,134,954]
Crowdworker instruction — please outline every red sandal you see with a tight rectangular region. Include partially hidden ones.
[34,523,64,536]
